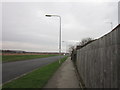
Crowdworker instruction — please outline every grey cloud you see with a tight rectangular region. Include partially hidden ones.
[2,2,119,52]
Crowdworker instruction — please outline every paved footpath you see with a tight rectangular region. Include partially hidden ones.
[44,57,80,88]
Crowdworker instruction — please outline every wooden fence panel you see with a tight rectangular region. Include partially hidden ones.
[75,25,120,88]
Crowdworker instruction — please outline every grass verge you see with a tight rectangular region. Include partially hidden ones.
[2,56,68,88]
[2,55,58,63]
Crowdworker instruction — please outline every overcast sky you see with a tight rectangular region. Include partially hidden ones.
[1,0,119,52]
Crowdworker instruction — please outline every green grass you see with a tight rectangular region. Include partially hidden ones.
[0,55,2,62]
[2,56,68,88]
[2,55,58,63]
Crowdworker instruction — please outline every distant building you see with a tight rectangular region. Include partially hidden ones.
[118,1,120,24]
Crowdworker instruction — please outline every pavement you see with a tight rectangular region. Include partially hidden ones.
[2,56,64,84]
[44,57,80,88]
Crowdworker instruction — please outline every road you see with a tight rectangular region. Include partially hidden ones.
[2,56,64,84]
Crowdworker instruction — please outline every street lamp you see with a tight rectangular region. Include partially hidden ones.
[62,41,67,54]
[108,22,113,30]
[45,14,62,64]
[105,21,113,30]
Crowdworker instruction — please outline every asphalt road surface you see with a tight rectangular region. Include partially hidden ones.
[2,56,64,84]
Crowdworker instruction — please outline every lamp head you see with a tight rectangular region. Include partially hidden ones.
[45,15,52,17]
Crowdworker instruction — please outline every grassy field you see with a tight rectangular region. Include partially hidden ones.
[2,55,58,63]
[2,56,68,88]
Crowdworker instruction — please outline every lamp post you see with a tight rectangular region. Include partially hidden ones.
[108,22,113,30]
[105,21,113,30]
[45,15,61,64]
[62,41,67,54]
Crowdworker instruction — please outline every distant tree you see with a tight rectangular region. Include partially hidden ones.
[76,37,94,50]
[68,45,76,54]
[80,37,93,46]
[68,37,94,53]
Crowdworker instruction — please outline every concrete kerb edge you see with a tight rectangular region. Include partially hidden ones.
[2,56,68,87]
[2,59,60,86]
[2,64,48,86]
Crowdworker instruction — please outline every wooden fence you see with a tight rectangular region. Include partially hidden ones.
[73,24,120,88]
